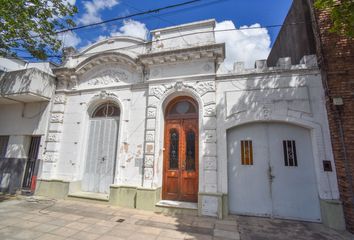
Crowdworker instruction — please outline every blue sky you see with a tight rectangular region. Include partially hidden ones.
[59,0,293,68]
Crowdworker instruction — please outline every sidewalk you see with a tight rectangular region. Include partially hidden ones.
[0,197,351,240]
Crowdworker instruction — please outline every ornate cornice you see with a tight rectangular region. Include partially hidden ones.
[139,43,225,66]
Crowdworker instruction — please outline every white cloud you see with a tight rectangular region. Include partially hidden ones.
[65,0,76,5]
[58,31,81,48]
[110,20,148,40]
[215,20,271,70]
[78,0,119,25]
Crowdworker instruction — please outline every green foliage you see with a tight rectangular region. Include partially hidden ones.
[314,0,354,37]
[0,0,78,60]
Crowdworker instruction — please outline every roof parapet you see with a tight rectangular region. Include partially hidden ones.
[232,55,318,75]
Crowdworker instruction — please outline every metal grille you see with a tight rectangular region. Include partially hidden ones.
[169,129,179,169]
[283,140,298,166]
[241,140,253,165]
[22,136,41,189]
[0,136,9,158]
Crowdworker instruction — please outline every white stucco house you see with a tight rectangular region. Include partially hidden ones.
[0,19,344,229]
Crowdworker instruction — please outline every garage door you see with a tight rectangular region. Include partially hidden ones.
[227,122,321,222]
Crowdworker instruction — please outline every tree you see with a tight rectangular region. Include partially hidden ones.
[0,0,77,60]
[314,0,354,37]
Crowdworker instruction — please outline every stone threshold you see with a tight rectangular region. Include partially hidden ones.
[156,200,198,210]
[68,191,109,202]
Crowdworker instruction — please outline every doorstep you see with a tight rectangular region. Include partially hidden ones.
[156,200,198,210]
[68,191,109,202]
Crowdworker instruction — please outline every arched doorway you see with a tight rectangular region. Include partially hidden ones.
[162,96,199,202]
[82,102,120,194]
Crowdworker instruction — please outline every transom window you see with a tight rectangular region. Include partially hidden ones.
[166,97,198,119]
[92,103,120,118]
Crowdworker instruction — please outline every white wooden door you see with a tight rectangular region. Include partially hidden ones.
[82,118,118,193]
[227,123,272,216]
[269,123,321,221]
[227,123,321,221]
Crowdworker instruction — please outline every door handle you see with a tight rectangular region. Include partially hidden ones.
[268,166,275,181]
[101,157,105,162]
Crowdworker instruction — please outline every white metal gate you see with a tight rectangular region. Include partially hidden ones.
[82,118,118,193]
[227,122,321,222]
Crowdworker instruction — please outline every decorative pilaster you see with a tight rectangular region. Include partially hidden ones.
[41,94,66,178]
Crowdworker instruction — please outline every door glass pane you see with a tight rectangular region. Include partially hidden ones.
[169,129,179,169]
[185,131,196,171]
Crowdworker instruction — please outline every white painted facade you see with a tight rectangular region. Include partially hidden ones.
[0,19,340,222]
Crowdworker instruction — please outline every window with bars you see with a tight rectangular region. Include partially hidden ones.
[241,140,253,165]
[0,136,9,158]
[283,140,298,166]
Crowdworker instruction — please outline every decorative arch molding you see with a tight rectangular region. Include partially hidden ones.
[224,113,320,132]
[86,90,124,118]
[78,36,146,56]
[149,81,215,101]
[75,52,142,76]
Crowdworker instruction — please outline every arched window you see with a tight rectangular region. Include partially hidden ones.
[165,97,198,119]
[92,102,120,118]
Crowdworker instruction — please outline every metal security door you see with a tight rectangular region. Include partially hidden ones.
[228,123,272,216]
[268,123,321,221]
[22,136,41,191]
[83,118,118,193]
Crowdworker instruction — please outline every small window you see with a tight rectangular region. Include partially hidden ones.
[241,140,253,165]
[283,140,298,166]
[0,136,9,158]
[169,129,179,169]
[92,103,120,118]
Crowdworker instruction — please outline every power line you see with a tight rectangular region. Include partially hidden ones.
[9,22,311,59]
[6,0,202,43]
[12,21,309,60]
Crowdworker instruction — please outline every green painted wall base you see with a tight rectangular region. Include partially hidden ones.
[109,185,137,208]
[136,187,161,211]
[35,179,69,199]
[320,199,346,230]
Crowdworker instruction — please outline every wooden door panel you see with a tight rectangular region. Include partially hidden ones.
[162,118,198,202]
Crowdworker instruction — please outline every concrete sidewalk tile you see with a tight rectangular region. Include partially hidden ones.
[184,233,213,240]
[12,229,43,239]
[50,226,79,237]
[106,228,134,238]
[33,223,60,233]
[71,231,101,240]
[35,233,66,240]
[97,235,125,240]
[159,229,187,239]
[214,223,238,231]
[137,226,162,235]
[127,232,158,240]
[47,219,71,227]
[66,222,91,230]
[83,225,112,234]
[78,217,101,224]
[17,221,41,229]
[95,220,118,228]
[213,229,240,240]
[191,221,214,229]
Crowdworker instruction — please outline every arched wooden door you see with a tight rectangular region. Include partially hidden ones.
[162,97,198,202]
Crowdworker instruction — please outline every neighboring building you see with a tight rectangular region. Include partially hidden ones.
[0,19,343,229]
[0,57,56,194]
[267,0,354,232]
